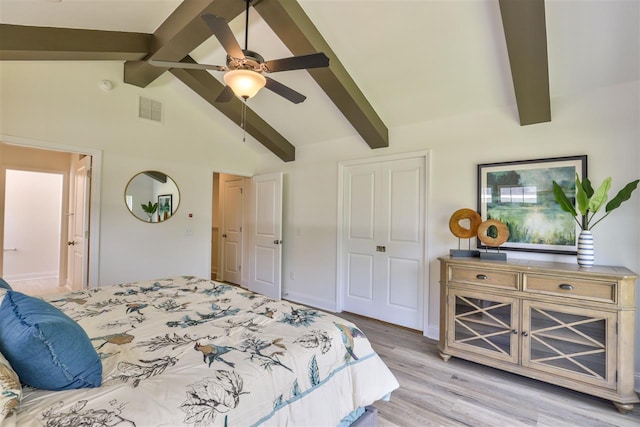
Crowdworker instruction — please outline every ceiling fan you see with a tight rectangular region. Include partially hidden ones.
[149,0,329,104]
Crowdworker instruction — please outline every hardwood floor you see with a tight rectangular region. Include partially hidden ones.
[337,312,640,427]
[7,277,71,296]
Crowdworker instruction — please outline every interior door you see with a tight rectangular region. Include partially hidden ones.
[67,155,91,290]
[249,172,282,300]
[341,157,425,329]
[222,177,243,285]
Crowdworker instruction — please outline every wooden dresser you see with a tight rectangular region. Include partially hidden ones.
[438,256,639,413]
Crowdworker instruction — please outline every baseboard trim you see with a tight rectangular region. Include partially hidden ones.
[282,289,336,312]
[425,324,439,341]
[4,272,58,282]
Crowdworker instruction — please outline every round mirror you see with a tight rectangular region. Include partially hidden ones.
[125,170,180,223]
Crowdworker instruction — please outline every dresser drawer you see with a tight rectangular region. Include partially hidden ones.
[523,274,616,303]
[448,266,519,289]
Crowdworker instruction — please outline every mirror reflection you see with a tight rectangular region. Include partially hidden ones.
[125,170,180,223]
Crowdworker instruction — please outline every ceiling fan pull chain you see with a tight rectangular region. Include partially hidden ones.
[242,100,247,142]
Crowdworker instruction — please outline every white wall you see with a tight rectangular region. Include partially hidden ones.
[0,61,260,286]
[258,81,640,380]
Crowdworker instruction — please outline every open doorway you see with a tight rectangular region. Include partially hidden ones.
[211,170,284,299]
[3,169,64,295]
[0,143,92,296]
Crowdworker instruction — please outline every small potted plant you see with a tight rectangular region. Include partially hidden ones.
[552,174,638,266]
[141,201,158,222]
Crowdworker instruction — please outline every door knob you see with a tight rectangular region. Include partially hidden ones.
[67,241,76,246]
[274,240,282,245]
[222,234,227,238]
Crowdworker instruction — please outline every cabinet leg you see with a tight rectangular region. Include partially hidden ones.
[439,351,451,362]
[613,402,633,414]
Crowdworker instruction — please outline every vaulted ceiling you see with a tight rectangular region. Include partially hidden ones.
[1,1,638,162]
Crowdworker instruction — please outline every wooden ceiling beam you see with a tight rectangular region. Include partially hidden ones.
[0,24,151,60]
[253,0,389,149]
[170,58,295,162]
[124,0,250,88]
[499,0,551,125]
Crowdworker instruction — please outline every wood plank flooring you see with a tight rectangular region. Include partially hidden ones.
[337,312,640,427]
[7,277,70,296]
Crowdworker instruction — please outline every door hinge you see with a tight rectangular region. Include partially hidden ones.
[616,370,618,382]
[86,168,92,179]
[240,188,243,194]
[240,226,242,232]
[239,265,241,272]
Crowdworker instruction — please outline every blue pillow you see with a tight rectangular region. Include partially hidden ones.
[0,291,102,390]
[0,279,10,290]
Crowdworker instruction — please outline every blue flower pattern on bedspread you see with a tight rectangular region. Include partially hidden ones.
[13,276,398,426]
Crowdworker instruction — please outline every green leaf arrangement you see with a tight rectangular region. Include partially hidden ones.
[141,201,158,214]
[552,174,639,231]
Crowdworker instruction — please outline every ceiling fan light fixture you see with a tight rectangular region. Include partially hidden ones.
[223,69,266,99]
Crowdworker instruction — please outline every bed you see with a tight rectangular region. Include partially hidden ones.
[0,276,399,426]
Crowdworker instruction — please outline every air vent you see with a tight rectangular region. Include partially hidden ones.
[139,96,162,123]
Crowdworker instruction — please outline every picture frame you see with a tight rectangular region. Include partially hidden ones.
[158,194,172,218]
[477,155,587,254]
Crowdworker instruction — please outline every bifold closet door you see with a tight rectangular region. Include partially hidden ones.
[341,157,425,329]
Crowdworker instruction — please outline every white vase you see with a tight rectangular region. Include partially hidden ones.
[577,230,594,267]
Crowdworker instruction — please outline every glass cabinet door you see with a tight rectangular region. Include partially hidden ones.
[447,290,519,363]
[521,301,617,390]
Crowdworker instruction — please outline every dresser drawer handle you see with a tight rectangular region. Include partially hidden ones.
[476,274,488,280]
[558,283,574,291]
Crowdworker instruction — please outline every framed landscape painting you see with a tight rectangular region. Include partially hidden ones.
[477,155,587,254]
[158,194,172,217]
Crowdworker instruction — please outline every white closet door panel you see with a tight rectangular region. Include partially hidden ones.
[387,257,420,310]
[386,163,422,243]
[347,252,374,301]
[348,171,376,240]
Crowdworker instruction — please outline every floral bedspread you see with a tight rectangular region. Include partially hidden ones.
[12,276,398,426]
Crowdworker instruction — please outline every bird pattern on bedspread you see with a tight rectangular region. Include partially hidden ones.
[13,276,398,427]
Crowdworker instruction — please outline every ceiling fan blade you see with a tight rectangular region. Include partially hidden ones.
[201,14,245,59]
[264,77,306,104]
[148,60,227,72]
[215,86,235,103]
[263,53,329,73]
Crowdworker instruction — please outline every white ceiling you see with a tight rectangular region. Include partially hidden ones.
[1,0,638,151]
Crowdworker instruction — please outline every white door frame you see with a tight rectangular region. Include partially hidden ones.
[336,150,431,333]
[1,134,102,287]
